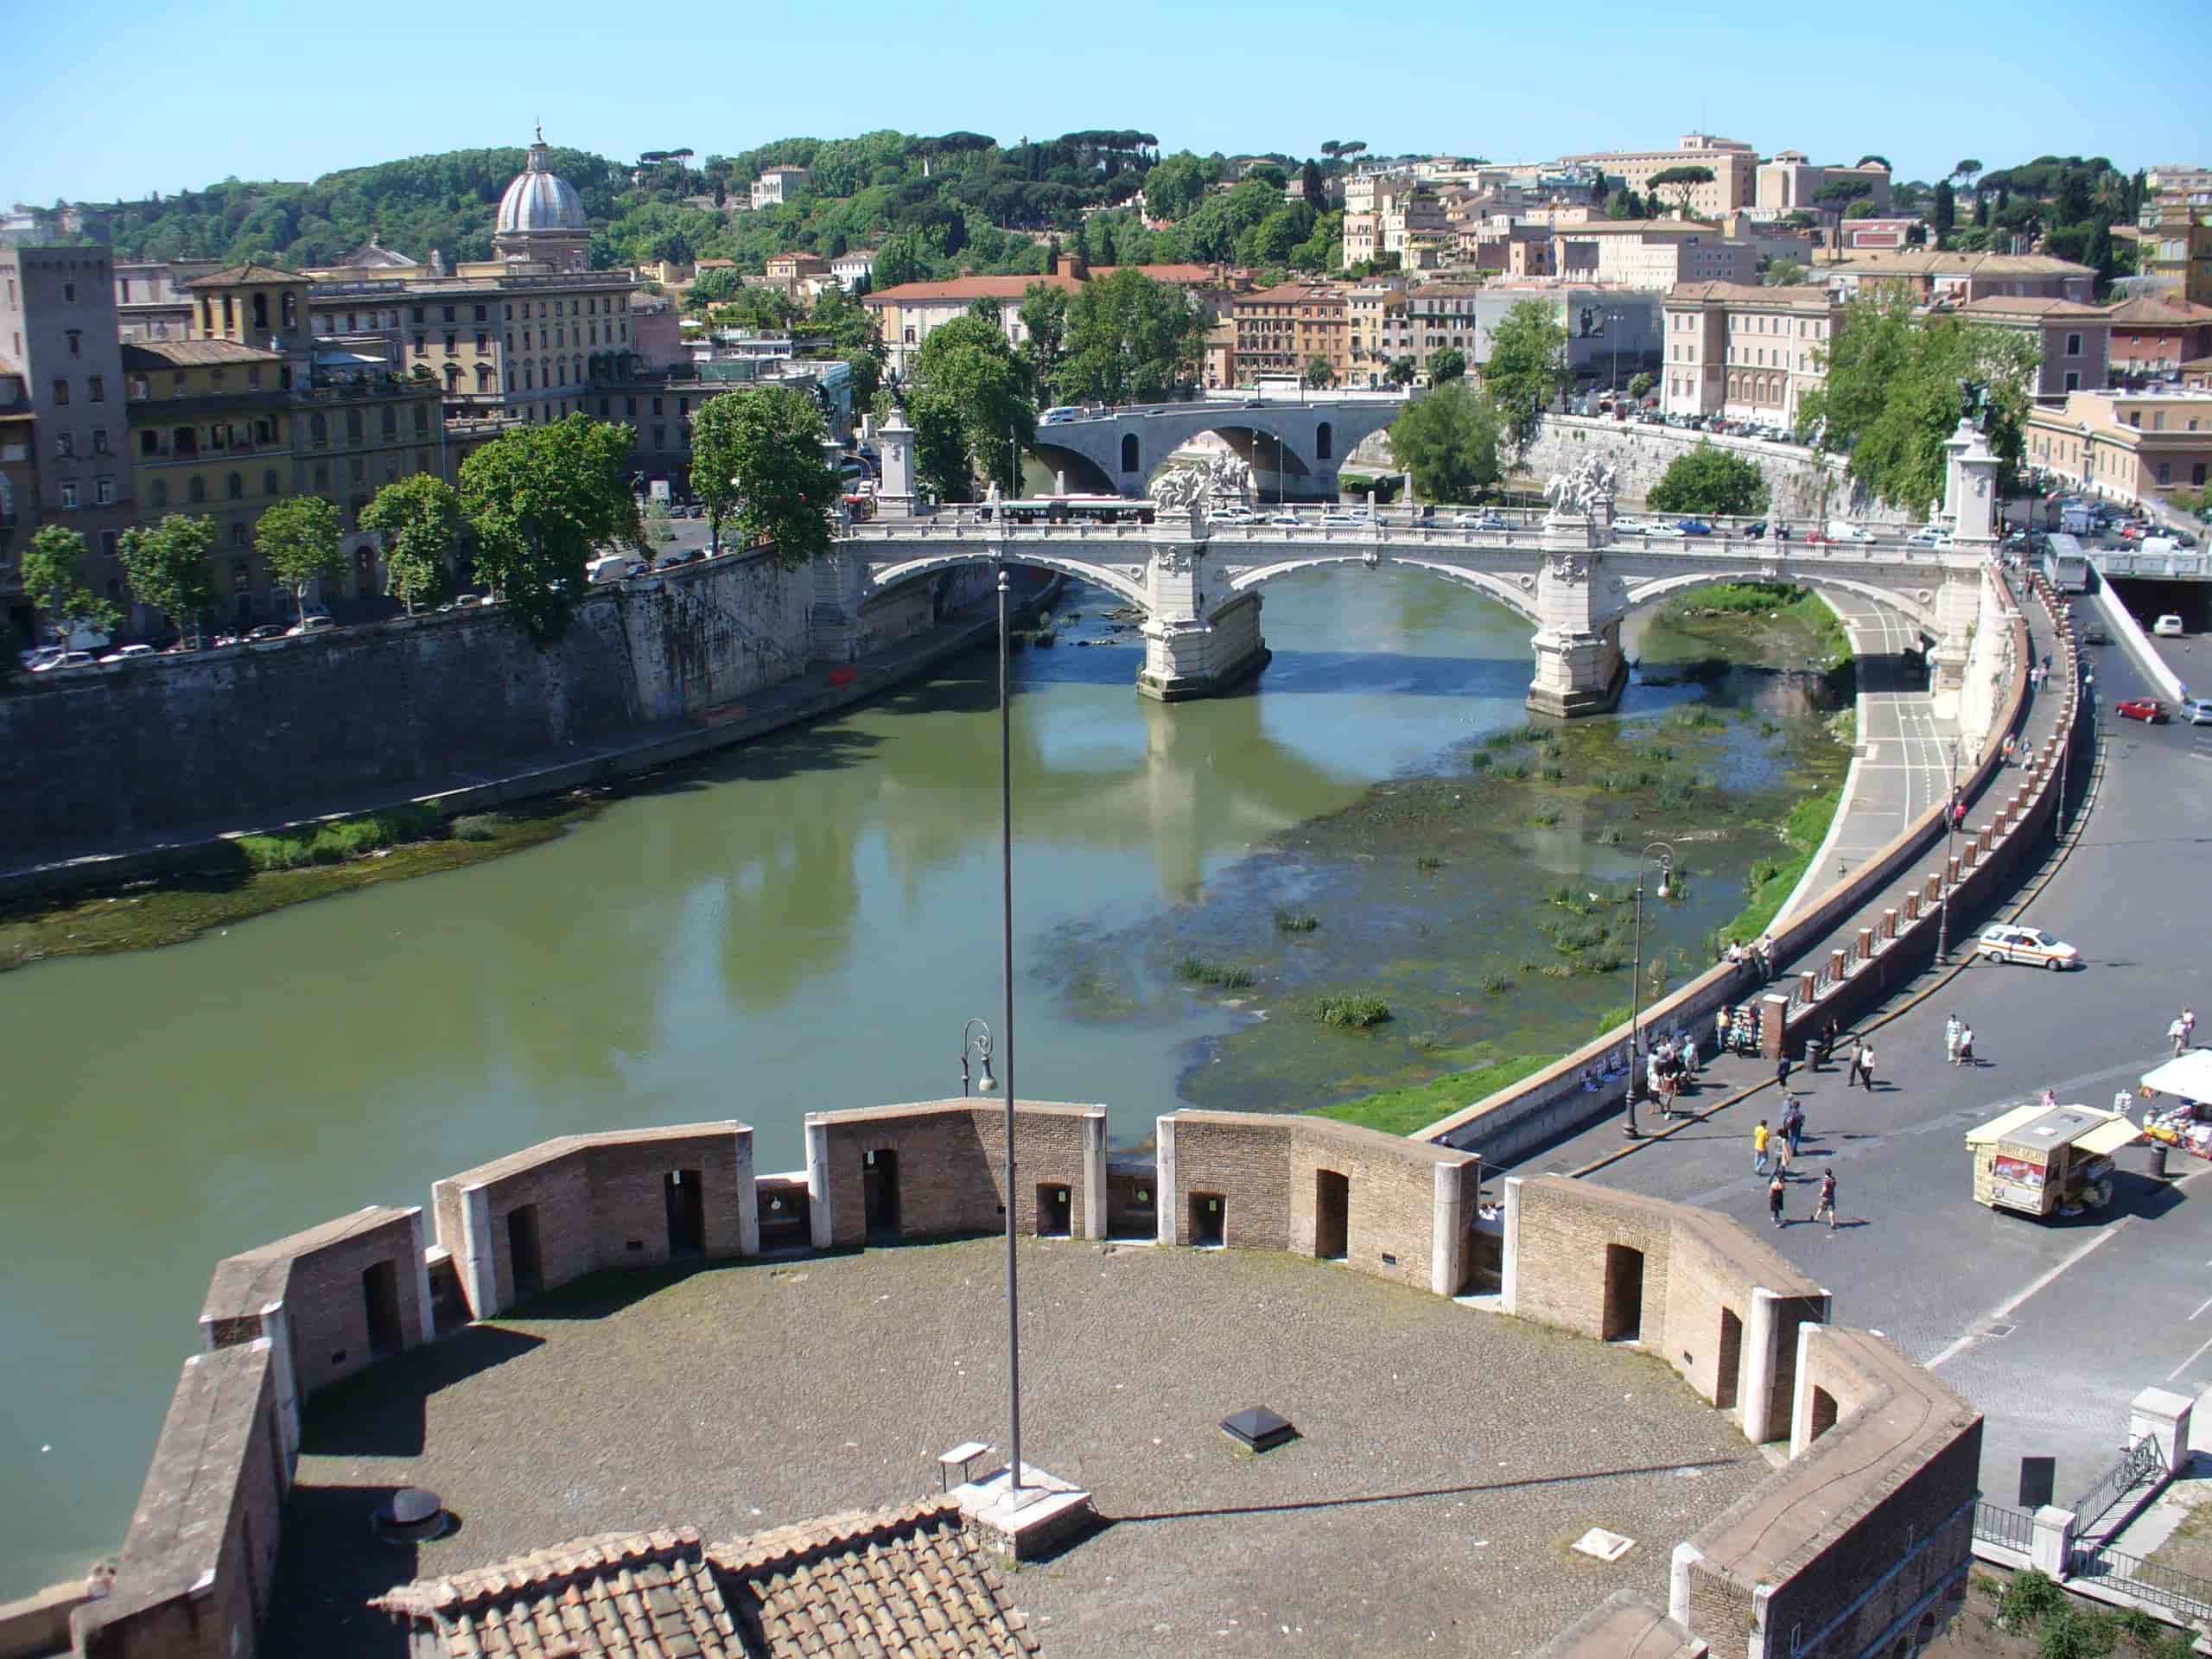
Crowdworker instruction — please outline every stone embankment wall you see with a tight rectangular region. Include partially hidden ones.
[1523,415,1916,528]
[0,552,986,867]
[74,1103,1974,1659]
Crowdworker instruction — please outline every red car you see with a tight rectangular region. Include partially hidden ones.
[2116,697,2167,723]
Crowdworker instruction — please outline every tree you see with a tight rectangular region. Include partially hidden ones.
[1627,372,1655,402]
[1605,187,1648,221]
[118,513,220,645]
[1855,155,1891,172]
[872,232,929,289]
[1054,268,1206,406]
[1300,160,1326,213]
[1387,380,1502,504]
[1303,354,1336,389]
[690,386,840,566]
[843,346,882,414]
[1845,200,1880,219]
[645,498,677,544]
[1426,346,1466,384]
[253,495,345,626]
[1765,259,1808,286]
[1812,178,1874,256]
[1796,295,2039,514]
[1932,179,1956,243]
[911,313,1034,499]
[1645,444,1770,517]
[1144,149,1210,219]
[1647,165,1715,217]
[460,414,641,642]
[1016,281,1071,397]
[359,474,463,614]
[1385,355,1417,387]
[1482,299,1569,454]
[22,524,119,645]
[1952,160,1982,193]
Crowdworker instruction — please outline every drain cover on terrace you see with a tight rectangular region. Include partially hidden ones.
[1570,1527,1635,1562]
[1221,1407,1298,1452]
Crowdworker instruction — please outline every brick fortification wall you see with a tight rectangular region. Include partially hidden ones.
[85,1110,1972,1659]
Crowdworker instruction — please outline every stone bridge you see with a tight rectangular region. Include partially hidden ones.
[832,513,1980,714]
[1027,392,1410,500]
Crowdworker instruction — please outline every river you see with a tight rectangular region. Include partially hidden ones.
[0,567,1843,1592]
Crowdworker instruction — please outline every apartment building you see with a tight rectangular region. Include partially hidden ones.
[2143,165,2212,224]
[2136,216,2212,307]
[1230,282,1348,383]
[1549,220,1755,288]
[750,166,812,210]
[0,245,135,579]
[0,372,35,639]
[1558,133,1757,218]
[1346,282,1414,385]
[1949,296,2111,397]
[1824,250,2096,305]
[2025,388,2212,506]
[2106,296,2212,381]
[1661,281,1840,425]
[1755,152,1893,215]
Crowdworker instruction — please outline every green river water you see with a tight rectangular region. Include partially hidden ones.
[0,567,1846,1592]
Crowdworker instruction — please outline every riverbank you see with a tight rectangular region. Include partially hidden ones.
[0,575,1062,966]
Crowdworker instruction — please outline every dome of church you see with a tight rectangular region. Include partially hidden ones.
[496,135,585,236]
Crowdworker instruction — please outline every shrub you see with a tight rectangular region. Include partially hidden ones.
[1531,808,1560,826]
[1493,760,1529,781]
[236,803,443,871]
[1997,1569,2066,1627]
[451,813,501,842]
[1468,751,1493,770]
[1415,855,1444,871]
[1478,970,1514,995]
[1273,907,1319,933]
[1539,765,1565,782]
[1176,954,1255,989]
[1314,993,1391,1027]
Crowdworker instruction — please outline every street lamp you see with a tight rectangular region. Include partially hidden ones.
[959,1018,997,1096]
[1625,841,1675,1137]
[989,563,1026,1498]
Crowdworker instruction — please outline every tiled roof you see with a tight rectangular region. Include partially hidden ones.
[369,1503,1039,1659]
[866,275,1082,306]
[184,262,302,289]
[1667,282,1835,307]
[1954,296,2107,320]
[2105,296,2212,326]
[712,1500,1039,1659]
[119,339,284,368]
[370,1527,739,1659]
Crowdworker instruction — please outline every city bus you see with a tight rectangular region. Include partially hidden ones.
[2042,532,2092,594]
[982,495,1157,525]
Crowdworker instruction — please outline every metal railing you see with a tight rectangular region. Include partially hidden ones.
[1973,1500,2035,1553]
[2071,1433,2168,1535]
[2069,1545,2212,1622]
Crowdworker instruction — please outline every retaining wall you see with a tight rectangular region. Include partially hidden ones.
[1525,415,1916,528]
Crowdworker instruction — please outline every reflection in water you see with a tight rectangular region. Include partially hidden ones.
[0,567,1544,1594]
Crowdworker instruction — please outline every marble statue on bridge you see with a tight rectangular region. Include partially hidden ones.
[1542,454,1618,524]
[1148,454,1255,536]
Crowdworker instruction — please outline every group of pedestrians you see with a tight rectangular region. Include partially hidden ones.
[1943,1014,1977,1067]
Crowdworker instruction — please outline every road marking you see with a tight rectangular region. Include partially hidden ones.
[2169,1333,2212,1383]
[2193,1294,2212,1322]
[1925,1222,2129,1370]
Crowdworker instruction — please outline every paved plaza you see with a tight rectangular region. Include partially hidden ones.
[270,1238,1766,1657]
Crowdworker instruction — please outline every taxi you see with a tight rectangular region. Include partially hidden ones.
[1977,924,2081,970]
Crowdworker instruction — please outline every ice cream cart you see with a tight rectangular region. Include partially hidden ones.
[1966,1102,2140,1218]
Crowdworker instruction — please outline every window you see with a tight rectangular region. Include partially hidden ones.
[92,429,108,454]
[251,292,267,331]
[313,461,328,492]
[2159,462,2173,485]
[55,432,73,458]
[232,524,248,548]
[475,333,488,353]
[188,476,205,504]
[442,305,455,323]
[51,378,67,405]
[66,328,82,356]
[414,404,429,436]
[2065,332,2082,357]
[96,476,113,505]
[443,333,457,356]
[411,306,425,324]
[2063,371,2080,392]
[248,367,262,390]
[139,429,159,458]
[282,293,296,329]
[263,468,278,496]
[413,335,426,357]
[310,412,327,446]
[346,409,363,442]
[473,303,486,322]
[222,296,234,332]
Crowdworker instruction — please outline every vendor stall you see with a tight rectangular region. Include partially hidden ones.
[1966,1102,2140,1218]
[2138,1051,2212,1160]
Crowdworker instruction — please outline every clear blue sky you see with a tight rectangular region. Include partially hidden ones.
[9,0,2209,207]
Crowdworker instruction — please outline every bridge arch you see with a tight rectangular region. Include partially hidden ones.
[1226,554,1541,627]
[1121,433,1140,475]
[868,549,1153,613]
[1314,420,1332,461]
[1619,569,1941,640]
[1027,440,1117,496]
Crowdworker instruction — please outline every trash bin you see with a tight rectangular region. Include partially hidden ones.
[2152,1143,2171,1180]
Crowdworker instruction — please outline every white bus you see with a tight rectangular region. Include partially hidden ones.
[2042,532,2091,594]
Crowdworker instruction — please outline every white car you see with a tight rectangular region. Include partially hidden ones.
[1269,512,1302,525]
[286,614,338,637]
[1905,527,1952,549]
[2154,614,2185,637]
[1452,512,1509,530]
[1320,512,1360,526]
[98,645,156,663]
[1978,925,2081,971]
[1212,506,1255,524]
[1611,517,1649,537]
[31,651,96,672]
[1644,523,1688,539]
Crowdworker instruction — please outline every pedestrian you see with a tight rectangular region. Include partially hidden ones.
[1783,1096,1805,1159]
[2040,1087,2058,1111]
[1855,1041,1876,1092]
[1945,1014,1961,1066]
[1817,1018,1840,1071]
[1815,1169,1838,1230]
[1717,1005,1732,1054]
[1777,1051,1794,1090]
[1958,1024,1975,1065]
[2171,1014,2187,1057]
[2185,1008,2198,1049]
[1753,1117,1771,1173]
[1774,1132,1792,1178]
[1769,1171,1788,1228]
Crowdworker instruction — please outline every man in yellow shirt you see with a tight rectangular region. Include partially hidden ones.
[1753,1118,1771,1174]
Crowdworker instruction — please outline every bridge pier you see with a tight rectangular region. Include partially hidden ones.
[1138,528,1270,700]
[1525,512,1628,719]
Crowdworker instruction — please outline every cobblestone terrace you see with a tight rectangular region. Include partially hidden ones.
[270,1238,1767,1657]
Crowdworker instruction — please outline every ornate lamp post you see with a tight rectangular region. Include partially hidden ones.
[959,1019,997,1097]
[989,565,1024,1497]
[1625,841,1675,1138]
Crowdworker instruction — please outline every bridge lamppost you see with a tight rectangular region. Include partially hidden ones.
[959,1018,997,1097]
[988,563,1027,1499]
[1625,842,1675,1138]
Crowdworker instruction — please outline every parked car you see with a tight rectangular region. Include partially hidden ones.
[1674,518,1715,537]
[2153,614,2185,637]
[2185,698,2212,726]
[245,624,288,642]
[31,651,96,672]
[2115,697,2167,723]
[1978,925,2081,970]
[286,614,337,637]
[1905,527,1953,549]
[98,645,156,663]
[18,645,62,671]
[655,548,705,570]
